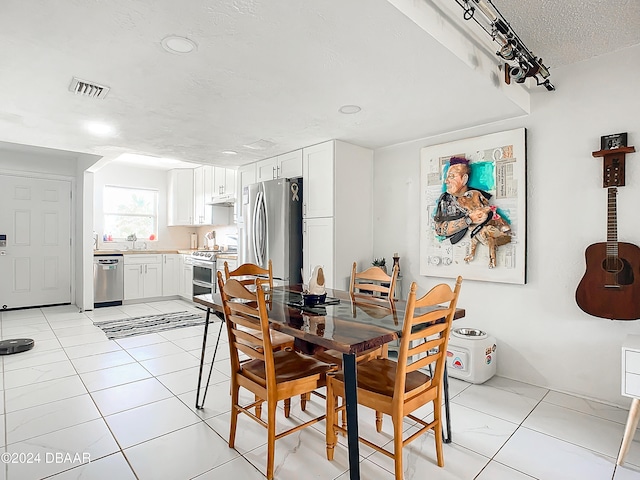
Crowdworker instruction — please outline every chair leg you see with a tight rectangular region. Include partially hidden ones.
[326,380,337,461]
[434,400,444,467]
[340,400,347,435]
[229,381,239,448]
[266,400,277,480]
[375,411,383,432]
[284,397,291,418]
[255,395,263,419]
[392,416,404,480]
[301,392,309,411]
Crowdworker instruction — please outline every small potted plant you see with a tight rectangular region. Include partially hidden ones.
[372,257,387,274]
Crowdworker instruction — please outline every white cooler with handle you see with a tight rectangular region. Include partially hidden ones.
[446,328,497,384]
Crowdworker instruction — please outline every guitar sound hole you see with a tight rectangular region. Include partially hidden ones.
[603,258,623,273]
[602,257,635,286]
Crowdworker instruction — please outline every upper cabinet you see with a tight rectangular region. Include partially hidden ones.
[256,150,303,182]
[212,166,236,201]
[193,166,208,225]
[302,143,334,218]
[167,168,194,226]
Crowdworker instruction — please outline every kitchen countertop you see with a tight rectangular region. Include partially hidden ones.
[93,249,237,256]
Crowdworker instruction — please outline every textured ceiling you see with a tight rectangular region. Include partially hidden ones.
[0,0,638,168]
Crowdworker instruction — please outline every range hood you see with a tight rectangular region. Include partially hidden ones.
[207,194,236,206]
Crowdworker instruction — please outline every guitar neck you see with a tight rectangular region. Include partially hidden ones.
[607,187,618,256]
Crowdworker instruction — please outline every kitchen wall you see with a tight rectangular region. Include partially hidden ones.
[93,163,193,251]
[373,44,640,407]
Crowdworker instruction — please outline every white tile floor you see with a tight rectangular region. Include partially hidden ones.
[1,299,640,479]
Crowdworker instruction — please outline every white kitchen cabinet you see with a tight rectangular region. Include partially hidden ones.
[303,217,334,288]
[123,255,163,300]
[618,335,640,465]
[162,254,180,297]
[237,164,256,224]
[303,143,334,218]
[167,169,195,226]
[179,256,194,300]
[301,140,373,290]
[194,166,208,225]
[256,150,303,183]
[212,166,236,200]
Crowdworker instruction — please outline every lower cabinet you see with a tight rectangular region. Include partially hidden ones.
[179,256,194,300]
[162,254,180,297]
[123,255,163,301]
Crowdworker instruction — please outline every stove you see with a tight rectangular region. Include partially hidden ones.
[188,251,217,297]
[191,250,216,261]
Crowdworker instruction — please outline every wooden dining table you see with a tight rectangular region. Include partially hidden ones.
[193,284,465,480]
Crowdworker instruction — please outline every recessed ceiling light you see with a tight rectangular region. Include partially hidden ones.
[85,121,115,137]
[339,105,361,114]
[221,150,238,155]
[161,35,197,54]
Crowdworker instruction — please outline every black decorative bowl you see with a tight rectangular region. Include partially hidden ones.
[302,292,327,306]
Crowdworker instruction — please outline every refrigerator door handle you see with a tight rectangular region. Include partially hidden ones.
[253,190,267,267]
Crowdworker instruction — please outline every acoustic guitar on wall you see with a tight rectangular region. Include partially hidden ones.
[576,158,640,320]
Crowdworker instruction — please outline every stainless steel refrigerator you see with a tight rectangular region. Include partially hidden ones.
[239,177,303,283]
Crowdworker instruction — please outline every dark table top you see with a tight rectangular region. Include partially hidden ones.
[194,284,465,355]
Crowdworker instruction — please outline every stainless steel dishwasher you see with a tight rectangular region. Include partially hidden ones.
[93,255,124,307]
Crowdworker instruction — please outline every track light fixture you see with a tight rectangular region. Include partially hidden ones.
[454,0,555,91]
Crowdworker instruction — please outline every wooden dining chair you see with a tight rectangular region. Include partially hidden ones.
[222,260,298,416]
[350,261,399,305]
[217,271,336,480]
[224,259,274,294]
[325,276,463,479]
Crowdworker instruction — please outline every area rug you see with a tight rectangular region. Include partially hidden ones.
[94,311,207,340]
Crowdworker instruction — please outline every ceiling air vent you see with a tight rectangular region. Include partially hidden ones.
[68,77,110,99]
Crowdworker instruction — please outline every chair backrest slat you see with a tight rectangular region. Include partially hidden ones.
[217,271,276,388]
[225,260,274,293]
[394,276,462,399]
[349,262,399,307]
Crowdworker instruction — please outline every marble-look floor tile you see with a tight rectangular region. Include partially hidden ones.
[5,394,101,444]
[47,452,136,480]
[80,362,152,392]
[4,375,87,413]
[4,359,77,389]
[139,351,200,376]
[158,324,206,341]
[6,418,119,479]
[156,364,225,396]
[483,376,549,401]
[91,377,173,416]
[447,403,519,457]
[118,304,163,317]
[114,332,168,349]
[615,462,640,479]
[63,340,122,359]
[523,401,626,458]
[495,427,616,480]
[70,350,135,374]
[333,458,396,480]
[105,396,201,448]
[57,332,108,348]
[243,423,350,480]
[127,341,185,361]
[124,422,239,480]
[1,308,45,320]
[543,390,630,425]
[452,382,541,424]
[192,456,269,480]
[51,323,101,337]
[2,347,68,371]
[475,461,538,479]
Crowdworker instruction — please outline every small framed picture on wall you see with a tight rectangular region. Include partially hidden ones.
[601,132,627,150]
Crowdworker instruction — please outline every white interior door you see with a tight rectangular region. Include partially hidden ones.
[0,175,72,310]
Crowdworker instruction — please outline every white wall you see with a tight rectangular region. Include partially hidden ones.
[373,44,640,407]
[93,163,194,251]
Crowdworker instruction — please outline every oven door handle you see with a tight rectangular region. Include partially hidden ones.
[193,279,213,288]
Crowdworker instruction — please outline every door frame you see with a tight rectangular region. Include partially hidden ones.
[0,169,77,308]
